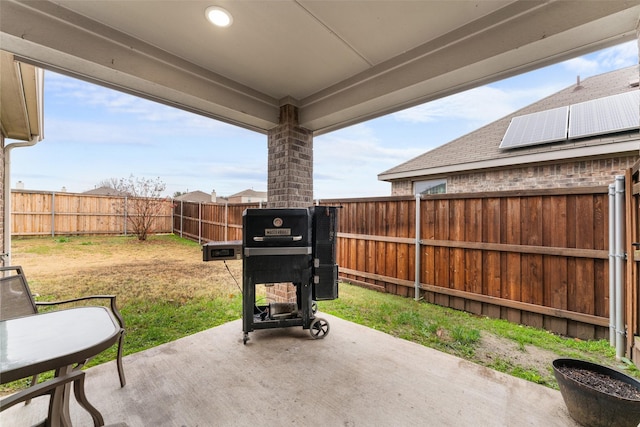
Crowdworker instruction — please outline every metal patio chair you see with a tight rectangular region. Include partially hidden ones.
[0,265,126,388]
[0,369,105,426]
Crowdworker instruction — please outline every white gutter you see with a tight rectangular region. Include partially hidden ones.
[3,63,44,266]
[3,137,41,266]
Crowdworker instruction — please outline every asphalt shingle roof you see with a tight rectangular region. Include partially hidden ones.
[228,189,267,198]
[174,191,215,203]
[379,65,639,180]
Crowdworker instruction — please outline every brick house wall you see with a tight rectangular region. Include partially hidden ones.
[391,155,639,195]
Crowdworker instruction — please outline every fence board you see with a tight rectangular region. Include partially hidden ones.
[422,200,436,300]
[483,198,501,299]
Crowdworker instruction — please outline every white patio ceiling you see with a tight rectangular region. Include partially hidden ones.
[1,0,638,135]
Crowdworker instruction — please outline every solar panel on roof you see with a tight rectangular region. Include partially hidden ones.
[569,90,639,139]
[499,106,569,149]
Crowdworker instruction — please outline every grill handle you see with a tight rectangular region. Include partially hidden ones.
[253,235,303,242]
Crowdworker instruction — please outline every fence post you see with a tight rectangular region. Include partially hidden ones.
[198,202,202,244]
[179,200,184,238]
[414,194,422,301]
[51,192,55,237]
[224,202,229,242]
[123,196,128,235]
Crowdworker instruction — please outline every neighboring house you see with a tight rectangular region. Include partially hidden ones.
[379,65,640,195]
[82,186,129,197]
[174,190,222,204]
[227,189,267,204]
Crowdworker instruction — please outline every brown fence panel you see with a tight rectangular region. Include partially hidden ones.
[12,191,53,235]
[320,189,610,340]
[12,190,172,236]
[173,201,258,243]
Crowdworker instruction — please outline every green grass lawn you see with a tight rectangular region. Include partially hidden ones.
[4,234,637,394]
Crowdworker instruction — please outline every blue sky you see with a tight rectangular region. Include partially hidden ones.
[10,40,638,199]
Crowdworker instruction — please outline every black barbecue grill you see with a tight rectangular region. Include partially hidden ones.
[203,206,339,344]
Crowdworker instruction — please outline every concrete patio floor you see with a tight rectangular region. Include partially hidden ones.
[1,313,578,426]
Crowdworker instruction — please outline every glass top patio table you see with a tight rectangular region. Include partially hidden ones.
[0,306,121,384]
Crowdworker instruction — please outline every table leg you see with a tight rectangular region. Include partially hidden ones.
[49,365,73,427]
[48,366,105,427]
[72,371,105,426]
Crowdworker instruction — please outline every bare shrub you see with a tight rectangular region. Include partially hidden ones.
[113,176,171,241]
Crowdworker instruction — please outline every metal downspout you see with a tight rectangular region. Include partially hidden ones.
[414,194,421,301]
[608,184,616,347]
[614,175,625,359]
[3,137,41,266]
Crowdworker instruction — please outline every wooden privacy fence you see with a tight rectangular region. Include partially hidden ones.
[173,200,260,243]
[320,187,610,340]
[174,187,611,340]
[12,190,173,236]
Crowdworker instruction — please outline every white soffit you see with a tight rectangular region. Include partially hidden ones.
[569,90,640,139]
[499,107,569,149]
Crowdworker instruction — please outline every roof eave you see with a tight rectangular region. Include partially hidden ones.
[378,138,640,182]
[0,51,45,141]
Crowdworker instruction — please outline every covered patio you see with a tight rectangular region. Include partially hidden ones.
[1,314,577,426]
[1,2,638,426]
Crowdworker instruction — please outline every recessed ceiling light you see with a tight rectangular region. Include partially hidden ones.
[205,6,233,28]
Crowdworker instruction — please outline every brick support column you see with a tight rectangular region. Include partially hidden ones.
[267,104,313,208]
[266,104,313,302]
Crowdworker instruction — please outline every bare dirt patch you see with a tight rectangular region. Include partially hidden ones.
[475,332,560,383]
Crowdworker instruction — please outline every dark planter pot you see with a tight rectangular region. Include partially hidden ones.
[552,358,640,427]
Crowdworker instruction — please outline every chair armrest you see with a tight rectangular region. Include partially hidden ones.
[36,295,125,330]
[0,370,85,411]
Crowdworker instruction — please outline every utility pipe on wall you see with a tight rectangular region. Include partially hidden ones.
[3,62,44,266]
[614,175,625,359]
[414,194,421,301]
[3,136,41,266]
[608,183,616,347]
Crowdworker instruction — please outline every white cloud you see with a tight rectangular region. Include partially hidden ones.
[45,118,152,145]
[561,41,638,76]
[313,124,424,198]
[315,124,423,166]
[46,72,230,132]
[392,84,562,126]
[561,56,600,76]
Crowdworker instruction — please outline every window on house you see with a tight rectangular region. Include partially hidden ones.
[414,179,446,195]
